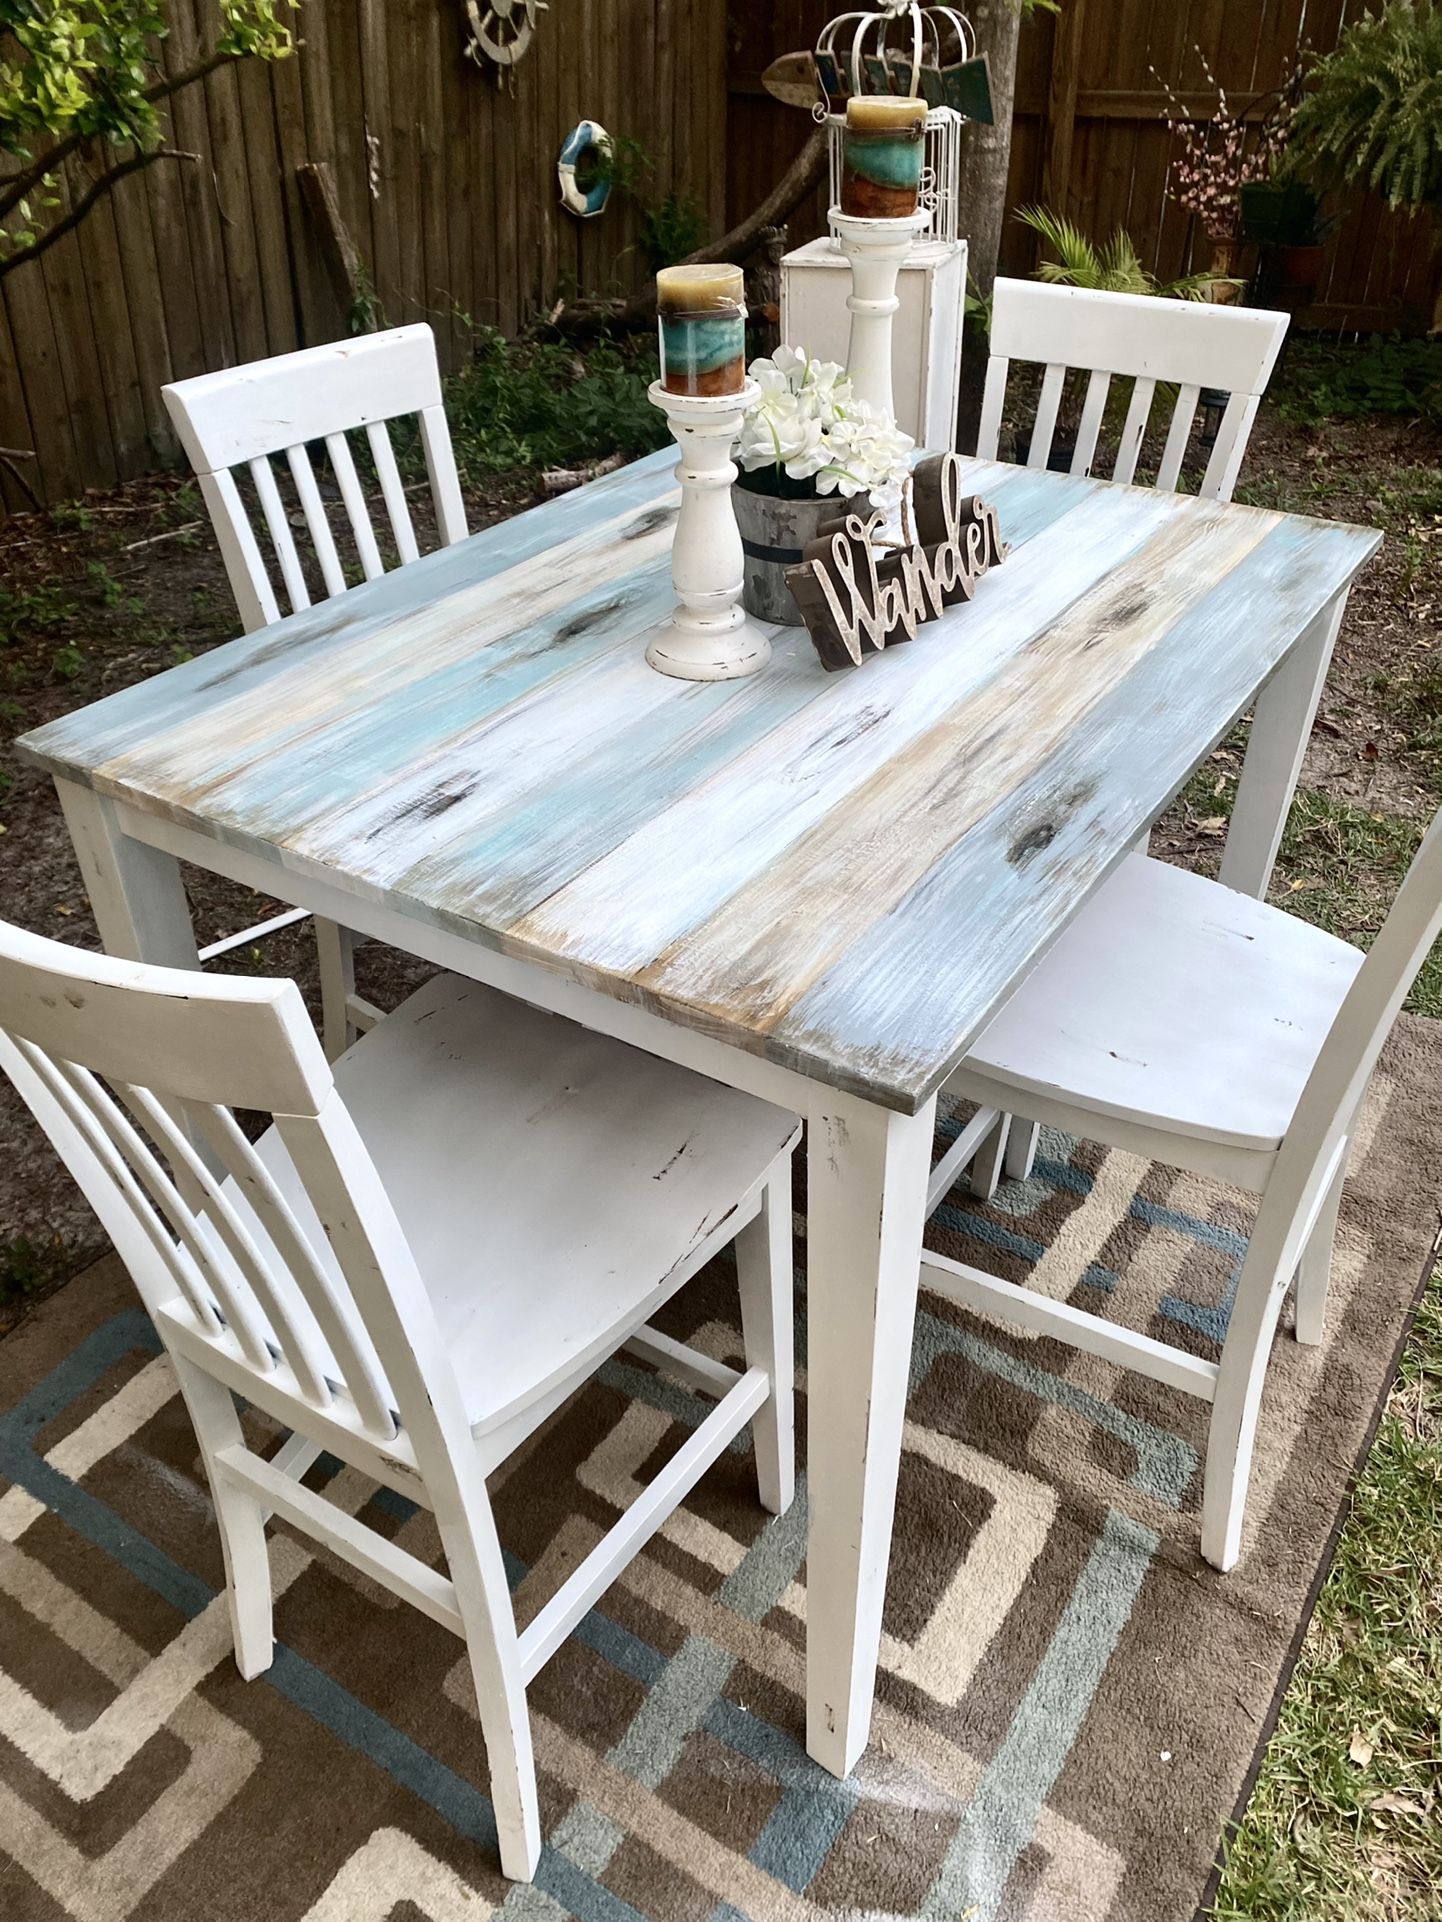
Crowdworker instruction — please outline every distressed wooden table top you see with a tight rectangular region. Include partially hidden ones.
[19,449,1381,1112]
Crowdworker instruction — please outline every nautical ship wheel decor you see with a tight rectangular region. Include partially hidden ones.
[464,0,547,81]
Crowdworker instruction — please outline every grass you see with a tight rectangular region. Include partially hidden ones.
[1272,337,1442,428]
[1210,1268,1442,1920]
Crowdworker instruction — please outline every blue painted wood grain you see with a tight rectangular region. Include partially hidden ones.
[17,451,1382,1110]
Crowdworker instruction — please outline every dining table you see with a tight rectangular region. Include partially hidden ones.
[16,444,1380,1782]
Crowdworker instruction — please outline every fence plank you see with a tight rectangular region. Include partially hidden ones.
[1041,0,1087,213]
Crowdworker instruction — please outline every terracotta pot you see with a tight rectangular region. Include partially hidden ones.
[732,484,872,627]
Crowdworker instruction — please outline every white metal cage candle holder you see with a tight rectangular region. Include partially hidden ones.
[825,106,962,246]
[814,4,975,246]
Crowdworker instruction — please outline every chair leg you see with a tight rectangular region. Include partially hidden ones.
[1295,1159,1346,1347]
[173,1358,274,1678]
[736,1166,796,1516]
[1200,1255,1292,1573]
[967,1112,1009,1201]
[1003,1117,1040,1183]
[440,1508,542,1881]
[315,919,357,1063]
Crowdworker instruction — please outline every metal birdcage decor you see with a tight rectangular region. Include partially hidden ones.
[813,5,983,249]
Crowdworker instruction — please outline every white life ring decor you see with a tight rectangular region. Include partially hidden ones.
[558,121,614,219]
[465,0,546,78]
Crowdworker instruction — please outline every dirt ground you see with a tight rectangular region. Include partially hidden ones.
[1,399,1439,1329]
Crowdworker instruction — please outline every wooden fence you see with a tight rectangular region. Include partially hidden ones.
[2,0,1432,514]
[728,0,1434,332]
[0,0,728,515]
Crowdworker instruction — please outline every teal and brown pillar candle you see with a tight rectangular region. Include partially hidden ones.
[656,265,747,398]
[841,96,928,221]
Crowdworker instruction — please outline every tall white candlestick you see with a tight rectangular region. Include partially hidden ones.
[644,379,772,682]
[830,206,932,418]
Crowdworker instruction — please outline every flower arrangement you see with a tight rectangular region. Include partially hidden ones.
[1153,51,1300,245]
[736,347,915,514]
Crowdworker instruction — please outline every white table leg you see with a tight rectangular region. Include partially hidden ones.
[1219,589,1348,900]
[805,1090,936,1777]
[57,781,200,968]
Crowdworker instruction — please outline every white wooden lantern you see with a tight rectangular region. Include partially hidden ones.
[782,234,966,449]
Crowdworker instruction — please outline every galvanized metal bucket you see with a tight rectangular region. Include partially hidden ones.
[732,484,872,626]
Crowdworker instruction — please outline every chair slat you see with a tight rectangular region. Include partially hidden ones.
[1027,364,1067,471]
[117,1080,322,1390]
[325,432,386,582]
[1112,376,1156,486]
[1200,392,1260,503]
[248,456,312,614]
[1071,369,1112,477]
[19,1045,223,1338]
[975,356,1008,462]
[366,422,421,565]
[419,405,468,546]
[285,443,348,598]
[193,1101,399,1437]
[1156,382,1202,494]
[200,468,280,632]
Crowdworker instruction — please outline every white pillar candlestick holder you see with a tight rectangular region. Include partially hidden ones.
[644,378,772,683]
[830,206,932,420]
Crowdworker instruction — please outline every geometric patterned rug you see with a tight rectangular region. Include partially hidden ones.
[1,1016,1437,1922]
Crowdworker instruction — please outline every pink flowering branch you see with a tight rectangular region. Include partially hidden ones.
[1153,49,1304,243]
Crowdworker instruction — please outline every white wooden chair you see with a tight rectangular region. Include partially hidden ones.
[0,923,799,1880]
[162,324,468,1060]
[923,811,1442,1571]
[975,279,1290,499]
[955,280,1290,1197]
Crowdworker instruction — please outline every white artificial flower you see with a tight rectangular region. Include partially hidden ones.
[813,399,915,512]
[738,346,874,487]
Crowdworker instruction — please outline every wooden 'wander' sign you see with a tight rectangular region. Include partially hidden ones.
[786,453,1008,672]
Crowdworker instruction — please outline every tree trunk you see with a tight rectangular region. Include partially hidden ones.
[955,0,1024,451]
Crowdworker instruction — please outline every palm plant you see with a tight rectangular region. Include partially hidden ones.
[1290,0,1442,329]
[1016,207,1239,301]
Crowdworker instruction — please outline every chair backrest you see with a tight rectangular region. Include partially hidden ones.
[1255,804,1442,1280]
[163,324,468,635]
[0,918,449,1461]
[974,280,1289,502]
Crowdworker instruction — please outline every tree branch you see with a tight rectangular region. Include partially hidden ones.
[550,128,829,337]
[0,149,198,283]
[0,47,238,223]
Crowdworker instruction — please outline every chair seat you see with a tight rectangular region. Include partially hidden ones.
[216,972,799,1438]
[961,854,1365,1152]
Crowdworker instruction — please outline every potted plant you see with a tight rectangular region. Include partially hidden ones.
[1241,162,1333,309]
[734,347,915,624]
[1290,0,1442,333]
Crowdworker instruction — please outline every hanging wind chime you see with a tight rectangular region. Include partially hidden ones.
[464,0,547,83]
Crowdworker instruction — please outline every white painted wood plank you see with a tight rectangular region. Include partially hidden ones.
[510,482,1182,979]
[777,513,1377,1107]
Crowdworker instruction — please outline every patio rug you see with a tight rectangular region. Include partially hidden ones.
[1,1017,1438,1922]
